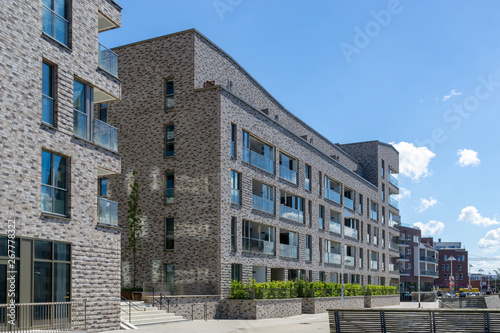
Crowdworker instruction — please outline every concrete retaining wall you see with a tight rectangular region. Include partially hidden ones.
[144,295,221,320]
[221,299,302,319]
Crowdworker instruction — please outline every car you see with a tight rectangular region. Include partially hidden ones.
[459,292,467,298]
[400,292,412,302]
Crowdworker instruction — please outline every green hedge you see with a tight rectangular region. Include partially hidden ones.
[230,279,397,299]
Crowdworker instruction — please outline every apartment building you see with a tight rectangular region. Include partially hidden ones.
[397,225,439,292]
[108,29,401,296]
[0,0,122,331]
[434,240,469,290]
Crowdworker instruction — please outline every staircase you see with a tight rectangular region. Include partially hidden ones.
[120,301,186,328]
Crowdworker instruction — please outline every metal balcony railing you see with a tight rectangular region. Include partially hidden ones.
[93,118,118,152]
[99,43,118,77]
[98,197,118,226]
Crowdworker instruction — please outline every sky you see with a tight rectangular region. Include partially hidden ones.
[101,0,500,275]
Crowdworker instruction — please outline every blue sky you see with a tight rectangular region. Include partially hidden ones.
[102,0,500,274]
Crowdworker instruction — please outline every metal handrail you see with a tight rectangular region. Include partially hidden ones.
[148,286,171,313]
[120,296,144,323]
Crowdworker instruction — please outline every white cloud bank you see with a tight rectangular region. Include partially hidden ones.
[458,206,500,227]
[394,187,411,200]
[413,220,445,236]
[478,228,500,253]
[417,197,437,213]
[457,149,480,167]
[391,142,436,182]
[442,89,462,101]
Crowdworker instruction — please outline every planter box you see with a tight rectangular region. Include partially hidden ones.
[221,298,302,319]
[365,295,400,308]
[303,295,399,313]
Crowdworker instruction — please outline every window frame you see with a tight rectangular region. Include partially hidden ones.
[165,171,174,204]
[165,124,175,157]
[165,78,174,111]
[42,61,56,126]
[231,170,241,205]
[41,150,68,216]
[73,79,93,140]
[165,217,174,251]
[42,0,70,46]
[305,164,311,191]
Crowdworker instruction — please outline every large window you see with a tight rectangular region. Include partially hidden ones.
[165,124,174,157]
[279,191,304,223]
[329,210,341,234]
[165,172,174,204]
[73,80,92,139]
[231,217,237,251]
[242,220,275,255]
[165,218,174,250]
[252,180,274,214]
[42,0,69,45]
[279,230,298,259]
[242,131,274,174]
[325,176,341,203]
[165,264,174,294]
[42,62,55,126]
[165,79,174,111]
[279,152,297,184]
[324,240,341,264]
[231,171,241,205]
[41,150,68,216]
[231,264,242,282]
[344,218,359,239]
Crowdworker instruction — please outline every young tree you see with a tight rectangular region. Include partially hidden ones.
[126,170,143,288]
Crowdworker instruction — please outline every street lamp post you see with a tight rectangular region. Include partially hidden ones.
[447,256,456,296]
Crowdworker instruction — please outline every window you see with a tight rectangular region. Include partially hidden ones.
[242,131,274,173]
[444,255,447,261]
[358,194,363,214]
[231,217,237,251]
[252,179,274,214]
[324,240,341,264]
[231,171,241,205]
[231,124,236,157]
[73,80,92,139]
[344,188,354,210]
[462,255,465,261]
[359,248,363,268]
[242,220,275,255]
[382,207,385,224]
[381,184,385,201]
[370,201,378,220]
[319,238,323,262]
[279,230,298,259]
[231,264,242,282]
[41,150,68,216]
[444,273,448,279]
[165,172,174,204]
[457,256,461,262]
[165,264,174,294]
[382,230,385,248]
[34,240,71,303]
[319,271,326,282]
[165,218,174,250]
[373,227,379,246]
[382,253,386,271]
[166,79,174,110]
[279,152,297,183]
[408,263,412,269]
[165,124,174,157]
[345,245,355,266]
[305,165,311,190]
[42,0,69,45]
[318,171,322,196]
[305,235,312,261]
[329,211,341,234]
[98,178,107,197]
[413,236,419,243]
[407,249,411,254]
[460,273,463,280]
[446,264,450,271]
[458,264,462,271]
[367,225,371,244]
[344,218,359,239]
[442,264,445,270]
[97,103,108,122]
[42,62,55,125]
[370,251,379,270]
[319,205,324,230]
[381,160,385,178]
[324,176,341,203]
[279,191,304,223]
[308,200,312,226]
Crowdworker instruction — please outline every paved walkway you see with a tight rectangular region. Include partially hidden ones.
[102,301,439,333]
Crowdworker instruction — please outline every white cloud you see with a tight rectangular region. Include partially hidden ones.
[417,197,437,213]
[394,187,411,200]
[457,149,480,167]
[413,220,445,236]
[478,228,500,253]
[469,260,500,274]
[391,142,436,182]
[458,206,500,227]
[442,89,462,101]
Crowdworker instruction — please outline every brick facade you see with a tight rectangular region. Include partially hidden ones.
[108,29,401,297]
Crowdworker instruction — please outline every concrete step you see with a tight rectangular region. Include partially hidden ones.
[120,300,186,327]
[131,315,187,326]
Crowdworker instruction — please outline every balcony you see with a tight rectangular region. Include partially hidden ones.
[253,195,274,214]
[344,196,354,210]
[330,221,341,234]
[93,119,118,152]
[243,239,275,255]
[421,270,439,277]
[397,254,409,261]
[389,264,398,274]
[398,239,410,246]
[345,255,355,266]
[389,242,399,251]
[98,43,118,78]
[305,248,311,261]
[231,189,241,205]
[325,252,341,265]
[98,197,118,226]
[42,6,68,46]
[243,148,274,174]
[325,189,341,204]
[389,196,399,209]
[344,226,358,239]
[388,218,399,229]
[389,173,399,187]
[279,165,297,184]
[370,261,379,270]
[400,269,411,275]
[280,244,298,259]
[279,205,304,223]
[420,256,438,264]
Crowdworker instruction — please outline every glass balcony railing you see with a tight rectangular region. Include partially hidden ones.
[98,197,118,226]
[344,226,358,239]
[99,43,118,78]
[231,189,241,205]
[388,218,399,229]
[243,148,274,174]
[388,173,399,187]
[279,205,304,223]
[305,248,311,261]
[420,256,438,264]
[400,269,411,275]
[243,239,275,255]
[42,6,68,46]
[389,196,399,209]
[330,221,341,234]
[345,255,355,266]
[252,195,274,214]
[93,118,118,152]
[344,197,354,210]
[325,189,341,203]
[389,242,399,251]
[279,165,297,183]
[370,210,378,220]
[280,244,298,259]
[421,270,439,277]
[325,252,341,264]
[370,261,379,270]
